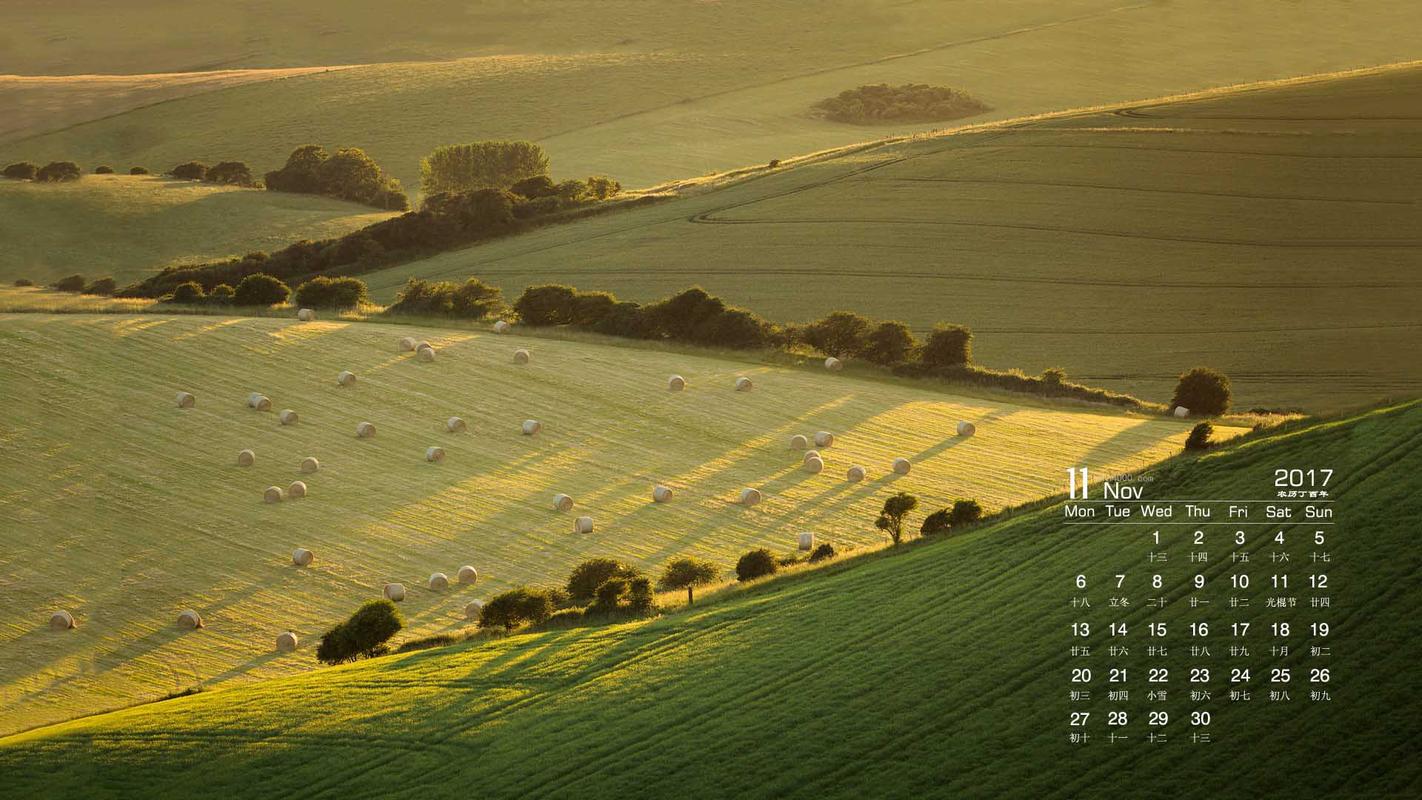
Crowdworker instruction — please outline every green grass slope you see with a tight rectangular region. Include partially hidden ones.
[5,2,1420,191]
[361,65,1422,412]
[2,400,1415,799]
[0,174,393,286]
[0,313,1223,735]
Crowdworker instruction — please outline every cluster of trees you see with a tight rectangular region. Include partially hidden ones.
[799,311,972,368]
[165,273,285,306]
[264,145,408,210]
[48,274,116,295]
[168,160,257,187]
[2,161,83,182]
[479,556,657,632]
[812,83,989,124]
[875,491,984,546]
[417,140,620,204]
[514,285,775,349]
[316,600,404,665]
[387,277,505,318]
[293,275,368,309]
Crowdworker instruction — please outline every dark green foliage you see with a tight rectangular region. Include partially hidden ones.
[35,162,82,182]
[509,175,558,199]
[316,600,403,665]
[263,145,327,194]
[294,276,369,309]
[812,83,989,124]
[129,166,149,175]
[555,179,588,201]
[585,175,621,199]
[13,279,34,287]
[265,145,408,210]
[394,634,458,654]
[628,577,656,614]
[659,557,720,604]
[590,301,655,339]
[920,509,951,536]
[168,282,206,304]
[514,284,578,326]
[168,161,207,181]
[479,587,557,632]
[421,141,549,195]
[571,291,617,327]
[2,162,38,180]
[567,558,637,605]
[1171,367,1232,416]
[93,165,114,174]
[208,284,235,304]
[593,578,630,610]
[948,499,983,528]
[51,275,85,293]
[803,311,871,358]
[1041,367,1066,386]
[876,492,920,545]
[919,324,973,367]
[233,274,289,306]
[387,277,505,319]
[862,321,917,365]
[735,549,778,582]
[808,543,837,563]
[204,161,256,187]
[82,277,116,296]
[1185,422,1216,451]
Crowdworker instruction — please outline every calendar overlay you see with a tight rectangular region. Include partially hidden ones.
[1064,467,1335,746]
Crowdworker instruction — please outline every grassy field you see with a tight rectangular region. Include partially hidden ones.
[1,397,1413,798]
[354,65,1422,412]
[0,312,1229,736]
[0,174,393,286]
[4,2,1420,191]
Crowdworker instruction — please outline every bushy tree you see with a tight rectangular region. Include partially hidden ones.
[514,284,579,326]
[316,147,408,209]
[509,174,558,199]
[808,543,837,563]
[590,301,654,339]
[13,278,34,287]
[876,492,919,545]
[948,499,983,528]
[51,274,85,293]
[316,600,403,664]
[1185,421,1215,451]
[2,162,38,180]
[1171,367,1232,416]
[233,273,289,306]
[264,145,328,194]
[571,291,617,327]
[593,578,630,610]
[555,179,588,201]
[35,162,82,182]
[735,548,778,582]
[168,161,207,181]
[567,558,637,604]
[1041,367,1067,386]
[83,277,116,296]
[628,577,656,614]
[168,281,206,304]
[862,320,917,365]
[659,557,720,604]
[644,287,725,341]
[129,166,149,175]
[295,276,369,309]
[479,587,556,632]
[388,277,505,319]
[920,509,952,536]
[920,324,972,367]
[585,175,621,200]
[204,161,255,187]
[93,165,114,174]
[208,284,234,304]
[804,311,871,358]
[419,141,549,196]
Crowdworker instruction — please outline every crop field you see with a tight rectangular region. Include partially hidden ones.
[4,2,1420,192]
[0,175,393,287]
[359,66,1422,412]
[0,312,1229,736]
[1,397,1413,798]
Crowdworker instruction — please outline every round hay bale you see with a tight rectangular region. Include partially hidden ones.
[803,456,824,474]
[292,547,313,567]
[300,456,320,473]
[416,345,436,363]
[797,532,815,551]
[667,375,686,392]
[383,583,406,602]
[573,516,594,534]
[552,493,575,512]
[175,391,195,409]
[734,376,753,392]
[356,421,376,438]
[957,421,976,437]
[426,446,445,463]
[892,457,912,475]
[513,348,530,365]
[287,480,307,499]
[276,631,299,652]
[177,609,203,629]
[846,465,866,482]
[1174,405,1190,418]
[447,416,467,433]
[49,610,76,631]
[824,356,843,372]
[522,419,541,436]
[297,308,316,322]
[803,450,821,463]
[247,393,271,411]
[814,431,835,448]
[739,488,762,507]
[465,599,485,619]
[493,320,511,334]
[279,409,299,426]
[457,565,478,584]
[399,336,417,352]
[337,370,357,387]
[652,485,673,503]
[237,449,256,467]
[429,572,450,590]
[264,486,285,503]
[789,434,809,450]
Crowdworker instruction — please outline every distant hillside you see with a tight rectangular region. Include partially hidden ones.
[2,399,1416,798]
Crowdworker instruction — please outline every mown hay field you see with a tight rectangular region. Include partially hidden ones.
[0,312,1226,735]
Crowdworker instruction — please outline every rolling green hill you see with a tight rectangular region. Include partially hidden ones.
[5,1,1420,191]
[2,397,1414,799]
[0,312,1225,735]
[354,65,1422,412]
[0,174,393,286]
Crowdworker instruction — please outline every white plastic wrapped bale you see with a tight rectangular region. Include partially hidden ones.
[797,532,815,551]
[522,419,541,436]
[383,583,406,602]
[337,370,357,387]
[735,376,753,392]
[247,393,271,411]
[493,320,510,334]
[297,308,315,322]
[824,357,843,371]
[1174,406,1190,418]
[175,391,196,408]
[574,516,594,534]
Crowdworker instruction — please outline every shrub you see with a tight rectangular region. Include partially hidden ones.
[13,278,34,287]
[768,159,781,168]
[876,492,919,545]
[93,165,114,174]
[567,558,636,605]
[570,291,617,327]
[920,509,951,536]
[920,324,973,367]
[2,162,38,180]
[264,145,328,194]
[295,276,369,309]
[204,161,256,187]
[233,273,289,306]
[644,287,725,341]
[51,275,85,293]
[514,284,579,326]
[658,557,720,605]
[628,577,656,614]
[479,587,556,632]
[316,600,403,665]
[808,543,837,563]
[168,161,207,181]
[692,307,772,349]
[803,311,871,358]
[593,578,629,610]
[735,548,778,582]
[509,175,558,199]
[948,499,983,528]
[555,179,588,201]
[129,166,149,175]
[83,277,116,296]
[35,162,82,182]
[395,634,458,654]
[316,148,408,209]
[1171,367,1232,416]
[1041,367,1067,386]
[1185,421,1215,451]
[387,277,505,319]
[585,175,621,200]
[168,282,206,304]
[590,301,654,339]
[420,141,549,196]
[812,83,989,124]
[208,284,235,304]
[862,320,917,365]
